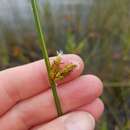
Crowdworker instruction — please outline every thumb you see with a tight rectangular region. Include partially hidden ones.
[32,111,95,130]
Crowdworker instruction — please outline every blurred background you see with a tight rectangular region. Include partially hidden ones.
[0,0,130,129]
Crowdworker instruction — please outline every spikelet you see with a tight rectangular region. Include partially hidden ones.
[50,54,76,81]
[50,55,61,80]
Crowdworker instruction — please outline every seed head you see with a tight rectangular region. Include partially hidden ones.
[50,55,77,81]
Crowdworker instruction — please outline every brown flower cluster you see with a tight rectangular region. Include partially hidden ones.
[50,55,76,81]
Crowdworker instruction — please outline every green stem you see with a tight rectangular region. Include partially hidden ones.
[31,0,63,116]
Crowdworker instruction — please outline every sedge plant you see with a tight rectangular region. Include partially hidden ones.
[31,0,76,116]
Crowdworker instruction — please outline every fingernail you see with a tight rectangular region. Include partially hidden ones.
[62,112,95,130]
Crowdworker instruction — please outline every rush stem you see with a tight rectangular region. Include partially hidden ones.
[31,0,63,116]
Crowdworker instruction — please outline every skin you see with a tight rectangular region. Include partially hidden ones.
[0,54,104,130]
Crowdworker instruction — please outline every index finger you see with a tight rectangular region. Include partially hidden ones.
[0,54,84,116]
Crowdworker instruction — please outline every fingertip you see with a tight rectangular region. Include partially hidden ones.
[79,98,104,120]
[84,75,103,97]
[61,111,95,130]
[96,98,104,115]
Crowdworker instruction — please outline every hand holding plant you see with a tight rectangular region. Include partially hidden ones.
[0,54,103,130]
[0,0,104,130]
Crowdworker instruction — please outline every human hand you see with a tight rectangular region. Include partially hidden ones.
[0,54,104,130]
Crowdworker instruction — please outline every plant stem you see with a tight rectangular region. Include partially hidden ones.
[31,0,63,116]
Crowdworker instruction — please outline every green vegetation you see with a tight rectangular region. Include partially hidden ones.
[0,0,130,129]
